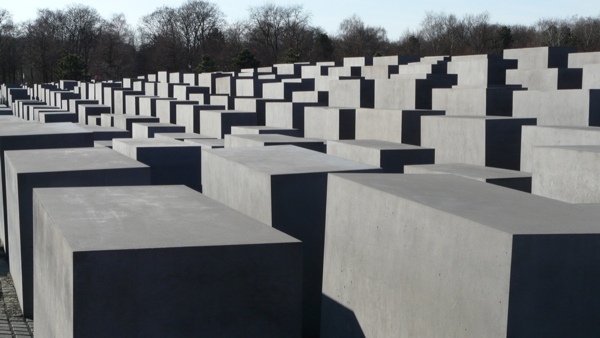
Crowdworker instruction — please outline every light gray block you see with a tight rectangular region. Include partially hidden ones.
[512,89,600,126]
[155,100,198,124]
[38,111,77,123]
[520,125,600,172]
[322,173,600,337]
[506,68,582,90]
[175,104,225,133]
[154,133,215,141]
[404,163,532,192]
[329,78,374,108]
[33,185,302,337]
[138,97,174,117]
[132,122,186,138]
[200,110,257,139]
[225,134,325,152]
[327,139,434,173]
[202,145,381,337]
[421,115,536,170]
[265,102,326,135]
[184,138,224,148]
[230,126,300,137]
[79,105,110,124]
[113,138,202,191]
[432,86,523,116]
[504,46,576,69]
[531,145,600,203]
[0,123,93,255]
[304,107,356,140]
[5,147,150,318]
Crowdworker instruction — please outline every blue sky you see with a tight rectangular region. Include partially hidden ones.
[3,0,599,39]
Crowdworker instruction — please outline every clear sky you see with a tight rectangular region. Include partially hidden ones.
[3,0,599,39]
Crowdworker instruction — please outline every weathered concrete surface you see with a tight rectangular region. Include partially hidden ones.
[174,104,225,133]
[154,132,215,141]
[504,46,577,69]
[184,138,224,149]
[33,185,302,338]
[230,126,300,137]
[131,122,186,138]
[520,125,600,172]
[0,123,93,256]
[303,107,356,140]
[421,115,536,170]
[355,108,444,145]
[512,89,600,126]
[113,138,202,191]
[112,115,160,132]
[224,134,325,152]
[201,145,380,337]
[404,163,532,192]
[4,147,150,318]
[531,145,600,203]
[322,173,600,337]
[432,86,523,116]
[326,139,434,172]
[199,110,257,139]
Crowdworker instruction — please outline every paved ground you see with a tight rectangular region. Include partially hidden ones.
[0,247,33,337]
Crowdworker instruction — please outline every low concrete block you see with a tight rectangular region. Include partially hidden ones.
[79,105,110,124]
[132,122,186,138]
[225,134,325,152]
[5,147,150,318]
[33,185,302,337]
[304,107,355,140]
[112,115,160,132]
[175,104,225,133]
[200,110,257,139]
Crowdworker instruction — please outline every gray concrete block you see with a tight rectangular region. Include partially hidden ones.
[183,138,224,148]
[37,111,76,124]
[0,123,93,255]
[504,46,577,69]
[432,86,524,116]
[201,145,380,337]
[131,123,185,139]
[73,124,131,141]
[124,95,155,115]
[265,102,326,135]
[5,147,150,318]
[113,138,202,191]
[569,51,600,68]
[531,145,600,203]
[112,115,160,132]
[329,78,374,108]
[33,185,302,337]
[404,163,532,192]
[225,134,325,152]
[138,97,174,117]
[375,76,456,110]
[354,109,445,145]
[175,104,225,133]
[78,105,110,124]
[68,100,99,115]
[172,85,209,102]
[230,126,300,137]
[421,115,536,170]
[155,100,198,124]
[512,89,600,126]
[304,107,355,140]
[234,98,285,125]
[199,110,257,139]
[447,54,517,87]
[154,133,215,141]
[322,173,600,337]
[209,94,234,109]
[520,125,600,172]
[506,68,582,90]
[327,140,434,172]
[582,64,600,89]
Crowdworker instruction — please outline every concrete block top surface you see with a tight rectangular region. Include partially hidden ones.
[536,145,600,153]
[154,133,215,140]
[113,138,200,148]
[404,163,532,179]
[184,139,225,148]
[5,147,148,173]
[425,115,534,122]
[74,124,128,133]
[228,134,322,142]
[204,145,379,175]
[33,185,299,252]
[328,139,431,150]
[331,173,600,235]
[0,122,90,137]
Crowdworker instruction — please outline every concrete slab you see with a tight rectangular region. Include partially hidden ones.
[201,145,381,336]
[155,100,198,124]
[175,104,225,133]
[224,134,325,152]
[112,115,160,132]
[322,173,600,337]
[183,138,224,149]
[230,126,300,137]
[304,107,355,140]
[199,110,257,139]
[5,147,150,318]
[404,163,532,192]
[512,89,600,126]
[154,133,215,141]
[0,123,93,255]
[33,185,302,337]
[113,138,202,191]
[421,115,536,170]
[131,122,186,138]
[327,139,434,172]
[74,124,131,141]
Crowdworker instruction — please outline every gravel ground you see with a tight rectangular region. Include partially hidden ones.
[0,246,33,337]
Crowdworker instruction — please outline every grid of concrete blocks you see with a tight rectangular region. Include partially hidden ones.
[0,46,600,337]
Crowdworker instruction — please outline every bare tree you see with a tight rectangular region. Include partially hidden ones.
[337,14,388,57]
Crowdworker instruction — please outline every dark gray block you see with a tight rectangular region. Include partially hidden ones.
[326,139,434,173]
[404,163,532,192]
[33,185,302,337]
[5,147,151,318]
[322,173,600,337]
[0,123,93,255]
[113,138,202,191]
[202,145,381,337]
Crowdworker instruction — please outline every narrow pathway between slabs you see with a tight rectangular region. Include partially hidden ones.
[0,246,33,338]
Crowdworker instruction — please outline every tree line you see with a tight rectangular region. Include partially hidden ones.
[1,2,599,84]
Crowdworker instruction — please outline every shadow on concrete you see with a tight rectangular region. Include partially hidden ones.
[320,294,366,338]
